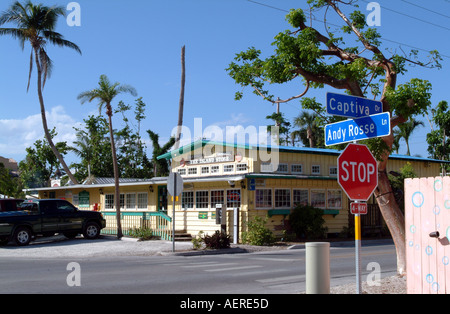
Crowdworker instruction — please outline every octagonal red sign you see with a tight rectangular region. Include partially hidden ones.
[337,143,378,201]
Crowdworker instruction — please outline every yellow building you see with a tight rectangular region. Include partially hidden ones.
[29,140,445,242]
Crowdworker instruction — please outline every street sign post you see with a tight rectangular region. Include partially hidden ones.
[337,143,378,294]
[325,91,385,294]
[168,172,183,252]
[325,112,390,146]
[326,92,383,118]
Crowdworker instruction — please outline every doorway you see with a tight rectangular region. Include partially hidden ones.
[157,186,168,213]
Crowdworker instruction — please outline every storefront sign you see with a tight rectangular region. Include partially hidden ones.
[189,155,234,165]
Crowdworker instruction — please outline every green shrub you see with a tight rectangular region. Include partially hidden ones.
[191,231,205,250]
[191,230,231,250]
[289,204,328,239]
[203,230,231,250]
[241,216,276,246]
[128,227,154,241]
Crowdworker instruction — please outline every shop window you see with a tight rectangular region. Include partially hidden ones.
[196,191,209,209]
[293,189,309,207]
[105,194,114,210]
[310,189,326,209]
[126,193,136,210]
[255,189,272,208]
[211,190,224,208]
[291,164,303,174]
[137,193,148,210]
[182,191,194,209]
[227,189,241,208]
[327,190,342,209]
[274,189,291,208]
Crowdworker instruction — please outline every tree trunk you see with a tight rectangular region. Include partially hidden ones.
[375,135,406,275]
[34,49,79,185]
[106,104,123,239]
[174,45,186,150]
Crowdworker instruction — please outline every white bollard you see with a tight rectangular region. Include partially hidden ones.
[306,242,330,294]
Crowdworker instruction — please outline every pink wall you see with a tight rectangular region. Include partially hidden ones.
[405,176,450,294]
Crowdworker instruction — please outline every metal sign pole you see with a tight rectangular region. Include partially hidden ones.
[355,210,362,294]
[172,174,176,253]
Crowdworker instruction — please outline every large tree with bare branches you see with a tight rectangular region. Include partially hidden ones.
[227,0,441,275]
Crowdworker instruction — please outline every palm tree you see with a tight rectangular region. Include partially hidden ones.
[0,1,81,185]
[293,111,318,148]
[69,130,93,179]
[147,130,175,177]
[397,119,425,156]
[78,75,137,239]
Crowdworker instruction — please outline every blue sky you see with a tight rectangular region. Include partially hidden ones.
[0,0,449,165]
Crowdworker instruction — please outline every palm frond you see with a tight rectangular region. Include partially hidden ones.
[43,30,81,55]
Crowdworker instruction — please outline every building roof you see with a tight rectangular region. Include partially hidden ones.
[157,139,449,164]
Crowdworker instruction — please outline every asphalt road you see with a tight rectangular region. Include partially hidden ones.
[0,235,397,294]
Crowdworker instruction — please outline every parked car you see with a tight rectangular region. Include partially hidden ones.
[0,199,106,246]
[0,199,24,212]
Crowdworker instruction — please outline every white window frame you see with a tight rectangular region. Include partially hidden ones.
[274,189,291,208]
[211,165,220,174]
[137,193,148,210]
[201,166,210,175]
[188,167,198,175]
[329,166,338,177]
[223,164,234,173]
[236,163,248,172]
[227,189,241,208]
[210,190,224,208]
[105,194,114,210]
[182,191,194,210]
[276,163,289,173]
[178,168,187,175]
[291,164,303,174]
[255,189,272,209]
[195,190,209,209]
[310,189,326,209]
[125,193,136,210]
[311,165,321,175]
[293,189,309,207]
[327,189,342,209]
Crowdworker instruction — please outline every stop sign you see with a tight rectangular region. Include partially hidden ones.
[337,143,378,201]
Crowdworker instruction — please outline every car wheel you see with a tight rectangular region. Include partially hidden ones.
[83,222,100,239]
[13,227,32,246]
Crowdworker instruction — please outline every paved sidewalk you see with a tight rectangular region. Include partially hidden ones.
[0,234,394,259]
[0,235,195,259]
